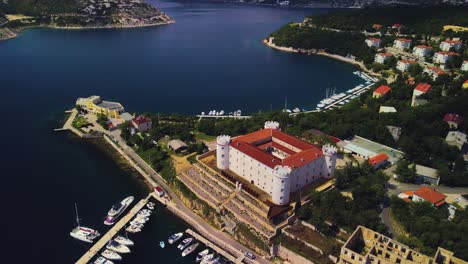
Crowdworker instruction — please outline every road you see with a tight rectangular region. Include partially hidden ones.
[87,116,271,264]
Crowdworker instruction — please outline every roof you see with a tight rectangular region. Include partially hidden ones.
[403,191,414,196]
[230,128,323,169]
[414,164,438,179]
[339,142,376,158]
[168,139,188,151]
[413,186,446,205]
[376,52,393,57]
[132,115,152,125]
[444,113,462,124]
[120,112,134,122]
[445,131,467,144]
[97,101,123,110]
[415,83,431,93]
[435,51,458,56]
[426,66,446,75]
[367,38,381,41]
[442,40,462,44]
[399,59,417,64]
[414,45,433,49]
[396,38,412,42]
[374,85,391,95]
[392,23,402,27]
[369,153,389,166]
[379,106,397,113]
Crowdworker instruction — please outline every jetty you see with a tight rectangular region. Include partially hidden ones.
[75,195,151,264]
[197,114,252,121]
[185,229,243,263]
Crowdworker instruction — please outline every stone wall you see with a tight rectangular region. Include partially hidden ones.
[277,245,314,264]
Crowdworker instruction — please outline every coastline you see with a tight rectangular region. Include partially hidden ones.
[263,38,381,78]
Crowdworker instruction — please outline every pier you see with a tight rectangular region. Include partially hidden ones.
[197,114,252,121]
[75,195,151,264]
[185,228,243,263]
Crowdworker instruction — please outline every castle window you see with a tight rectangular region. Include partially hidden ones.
[222,154,224,158]
[280,196,283,200]
[281,180,284,183]
[281,189,284,192]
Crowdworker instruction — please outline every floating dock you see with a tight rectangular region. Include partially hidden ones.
[75,195,151,264]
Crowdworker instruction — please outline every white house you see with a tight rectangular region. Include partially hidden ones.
[393,38,412,50]
[365,38,381,48]
[462,60,468,71]
[440,40,462,51]
[396,59,417,72]
[424,66,447,81]
[374,53,393,64]
[411,83,431,107]
[216,121,337,205]
[413,45,433,57]
[433,51,458,64]
[132,115,152,132]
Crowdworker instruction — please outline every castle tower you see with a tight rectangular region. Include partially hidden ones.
[271,165,291,205]
[264,121,280,130]
[216,135,231,170]
[322,144,337,178]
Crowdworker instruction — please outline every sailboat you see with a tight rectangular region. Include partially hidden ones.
[69,203,101,243]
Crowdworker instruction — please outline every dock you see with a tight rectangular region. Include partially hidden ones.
[197,114,252,121]
[75,195,151,264]
[185,229,244,263]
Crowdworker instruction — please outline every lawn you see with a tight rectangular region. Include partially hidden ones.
[72,115,89,128]
[193,131,216,142]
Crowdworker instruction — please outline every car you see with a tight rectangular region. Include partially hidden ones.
[456,197,461,202]
[244,252,255,260]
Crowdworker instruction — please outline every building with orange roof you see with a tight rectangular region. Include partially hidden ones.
[393,38,412,50]
[132,115,152,132]
[216,121,337,205]
[372,24,382,30]
[396,59,418,72]
[373,85,391,98]
[412,186,447,207]
[440,39,463,51]
[413,45,434,57]
[374,52,393,64]
[411,83,431,107]
[368,153,389,169]
[434,51,458,64]
[424,66,447,81]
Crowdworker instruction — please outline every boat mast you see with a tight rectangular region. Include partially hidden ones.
[74,202,81,227]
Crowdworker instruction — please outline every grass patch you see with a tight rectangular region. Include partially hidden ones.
[194,131,216,142]
[72,115,89,129]
[187,153,197,164]
[235,223,269,252]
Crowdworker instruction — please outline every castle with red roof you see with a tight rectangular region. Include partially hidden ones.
[216,121,337,205]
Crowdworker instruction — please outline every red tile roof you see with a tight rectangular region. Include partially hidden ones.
[426,66,446,75]
[374,85,391,95]
[435,51,458,56]
[369,153,389,166]
[444,113,462,124]
[399,59,417,64]
[372,24,382,29]
[415,83,431,93]
[442,40,462,44]
[396,38,412,42]
[133,115,152,125]
[231,129,323,169]
[414,45,433,49]
[367,38,381,42]
[377,53,393,57]
[392,23,402,28]
[402,191,414,196]
[413,186,447,206]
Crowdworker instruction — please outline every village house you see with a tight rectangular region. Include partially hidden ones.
[412,186,447,207]
[445,131,467,150]
[132,115,152,132]
[168,139,188,152]
[424,66,447,81]
[414,164,440,185]
[368,153,389,169]
[462,60,468,71]
[413,45,433,57]
[444,113,463,129]
[374,52,393,64]
[411,83,431,107]
[396,59,417,72]
[372,85,391,98]
[433,51,458,64]
[440,40,462,51]
[379,106,397,113]
[393,38,412,50]
[372,24,382,30]
[365,38,381,48]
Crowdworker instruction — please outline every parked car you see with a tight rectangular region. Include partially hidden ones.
[244,252,255,260]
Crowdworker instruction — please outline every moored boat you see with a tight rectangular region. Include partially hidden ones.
[69,203,101,243]
[94,256,114,264]
[178,237,193,250]
[201,254,214,264]
[182,242,199,257]
[106,240,131,254]
[196,249,210,262]
[101,249,122,261]
[104,196,134,226]
[168,232,183,244]
[160,241,165,248]
[114,236,134,246]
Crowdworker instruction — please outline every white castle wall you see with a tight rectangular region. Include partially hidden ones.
[322,144,337,178]
[272,166,292,205]
[216,135,231,170]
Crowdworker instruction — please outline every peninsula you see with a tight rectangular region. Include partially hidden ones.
[0,0,173,41]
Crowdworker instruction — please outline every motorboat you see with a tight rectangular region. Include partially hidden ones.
[94,256,114,264]
[178,237,193,250]
[106,240,131,254]
[196,249,210,262]
[114,236,134,246]
[146,202,155,210]
[101,249,122,261]
[104,196,134,225]
[70,203,100,243]
[168,232,183,244]
[160,241,165,248]
[182,242,199,257]
[201,254,214,264]
[126,225,141,233]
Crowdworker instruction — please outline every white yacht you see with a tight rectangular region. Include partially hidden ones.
[146,202,155,210]
[201,254,214,264]
[94,256,114,264]
[114,236,134,246]
[182,242,199,257]
[126,225,141,233]
[168,232,183,244]
[178,237,193,250]
[196,249,210,262]
[106,240,131,254]
[69,203,101,243]
[101,249,122,261]
[104,196,134,225]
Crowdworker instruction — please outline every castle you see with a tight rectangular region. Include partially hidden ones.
[216,121,337,205]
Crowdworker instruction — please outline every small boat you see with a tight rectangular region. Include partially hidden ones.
[106,240,131,254]
[293,107,301,113]
[160,241,165,248]
[94,256,114,264]
[201,254,214,264]
[146,202,155,210]
[196,249,210,262]
[101,249,122,261]
[104,196,135,226]
[126,225,141,233]
[168,232,183,244]
[114,236,134,246]
[130,217,148,225]
[70,203,101,243]
[178,237,193,250]
[182,242,199,257]
[137,209,152,217]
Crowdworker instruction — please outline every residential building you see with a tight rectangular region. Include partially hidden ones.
[411,83,431,107]
[132,115,152,132]
[120,112,134,122]
[368,153,389,169]
[216,121,337,205]
[446,131,467,150]
[396,59,417,72]
[168,139,188,152]
[340,225,466,264]
[424,66,447,81]
[414,164,440,185]
[373,85,391,98]
[413,45,433,57]
[76,95,124,118]
[462,61,468,71]
[393,38,412,50]
[337,135,405,164]
[379,106,397,113]
[412,186,447,207]
[444,113,462,129]
[440,40,462,51]
[433,51,458,64]
[374,53,393,64]
[365,38,381,48]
